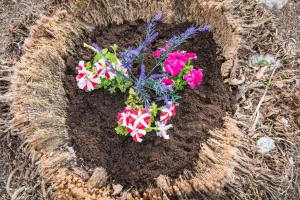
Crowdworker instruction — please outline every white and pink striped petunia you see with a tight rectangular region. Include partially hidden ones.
[160,102,176,123]
[126,124,146,143]
[128,109,151,130]
[155,121,173,139]
[117,107,132,127]
[94,59,116,79]
[76,61,100,91]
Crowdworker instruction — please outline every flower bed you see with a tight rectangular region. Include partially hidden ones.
[64,20,234,187]
[9,0,245,199]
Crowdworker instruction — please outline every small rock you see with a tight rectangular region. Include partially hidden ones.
[257,137,276,153]
[112,184,123,196]
[66,146,75,154]
[87,167,107,189]
[257,0,288,10]
[249,53,276,66]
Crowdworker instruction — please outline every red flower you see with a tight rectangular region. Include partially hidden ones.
[160,103,176,123]
[126,124,146,143]
[128,109,151,130]
[161,77,175,86]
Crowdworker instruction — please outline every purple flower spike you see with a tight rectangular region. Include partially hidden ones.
[149,74,165,79]
[153,11,163,22]
[198,24,212,32]
[92,43,102,54]
[139,63,146,81]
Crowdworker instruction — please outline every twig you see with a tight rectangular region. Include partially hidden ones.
[249,61,280,135]
[6,163,26,197]
[11,186,26,200]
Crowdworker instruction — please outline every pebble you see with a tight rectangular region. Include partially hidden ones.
[257,0,288,10]
[87,167,107,189]
[249,53,276,66]
[257,137,276,154]
[67,146,75,154]
[112,184,123,196]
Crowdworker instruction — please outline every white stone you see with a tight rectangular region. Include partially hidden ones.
[257,0,288,10]
[66,146,75,154]
[249,53,276,66]
[112,184,123,196]
[257,137,276,154]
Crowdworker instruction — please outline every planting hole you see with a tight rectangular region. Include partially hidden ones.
[64,21,234,188]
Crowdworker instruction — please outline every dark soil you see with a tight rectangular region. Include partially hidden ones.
[64,21,234,188]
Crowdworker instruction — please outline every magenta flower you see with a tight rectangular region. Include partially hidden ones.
[160,77,175,86]
[183,69,203,89]
[152,43,169,58]
[164,51,188,77]
[185,52,197,60]
[152,49,164,58]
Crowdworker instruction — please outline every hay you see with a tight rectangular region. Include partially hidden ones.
[4,0,299,199]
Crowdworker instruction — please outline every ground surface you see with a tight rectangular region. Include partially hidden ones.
[0,0,299,199]
[64,21,233,188]
[0,1,67,199]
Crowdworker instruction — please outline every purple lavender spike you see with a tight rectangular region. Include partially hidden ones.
[149,74,165,79]
[198,24,212,32]
[139,63,146,81]
[92,43,102,54]
[153,11,163,21]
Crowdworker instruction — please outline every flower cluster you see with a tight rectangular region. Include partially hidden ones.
[76,44,132,93]
[75,12,210,142]
[115,89,176,142]
[153,49,203,90]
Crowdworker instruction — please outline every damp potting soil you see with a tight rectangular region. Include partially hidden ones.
[64,21,234,188]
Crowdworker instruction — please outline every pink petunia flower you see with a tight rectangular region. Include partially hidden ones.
[152,49,164,58]
[183,69,203,90]
[160,102,176,123]
[160,77,175,86]
[185,52,197,60]
[155,121,173,139]
[152,43,169,58]
[164,51,188,77]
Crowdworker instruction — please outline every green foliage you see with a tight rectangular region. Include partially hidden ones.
[257,59,269,65]
[173,64,192,91]
[96,77,132,93]
[149,103,158,123]
[115,125,129,136]
[125,88,143,108]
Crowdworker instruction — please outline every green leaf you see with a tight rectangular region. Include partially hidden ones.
[125,88,141,108]
[257,59,269,65]
[102,48,108,54]
[111,44,118,52]
[149,103,158,123]
[115,125,129,136]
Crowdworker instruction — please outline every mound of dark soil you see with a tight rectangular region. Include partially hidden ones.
[64,21,234,188]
